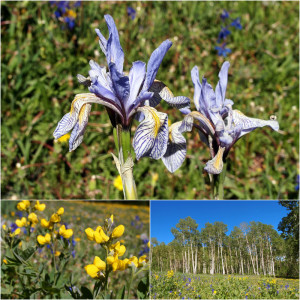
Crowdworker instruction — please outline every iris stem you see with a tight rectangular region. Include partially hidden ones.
[114,126,137,200]
[212,161,227,200]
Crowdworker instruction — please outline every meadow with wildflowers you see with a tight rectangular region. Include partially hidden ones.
[2,1,299,199]
[150,273,299,299]
[1,200,149,299]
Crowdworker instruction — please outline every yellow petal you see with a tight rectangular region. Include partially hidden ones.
[16,202,26,211]
[57,207,64,215]
[118,245,126,257]
[111,225,125,238]
[37,235,46,245]
[59,225,66,235]
[50,213,61,223]
[85,228,94,241]
[41,219,50,228]
[28,213,38,224]
[45,233,51,243]
[84,264,99,278]
[93,256,106,270]
[62,229,73,239]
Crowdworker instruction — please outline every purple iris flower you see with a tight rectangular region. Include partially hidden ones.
[64,17,75,29]
[230,18,242,30]
[54,15,189,161]
[163,62,279,174]
[221,10,230,20]
[218,26,231,42]
[127,7,136,20]
[10,223,18,232]
[215,44,232,57]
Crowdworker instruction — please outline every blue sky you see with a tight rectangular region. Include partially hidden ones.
[151,201,289,244]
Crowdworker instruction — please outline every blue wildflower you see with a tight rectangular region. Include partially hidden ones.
[127,7,136,20]
[218,26,231,42]
[221,9,230,20]
[230,18,242,30]
[10,223,18,232]
[215,44,232,57]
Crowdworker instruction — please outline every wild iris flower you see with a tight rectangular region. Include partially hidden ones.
[163,61,279,174]
[54,15,189,161]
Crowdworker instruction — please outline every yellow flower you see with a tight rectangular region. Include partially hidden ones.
[55,251,61,257]
[34,201,46,211]
[37,233,51,245]
[107,254,118,265]
[11,212,15,216]
[15,217,27,227]
[213,291,217,295]
[167,270,174,278]
[75,238,81,242]
[41,219,50,228]
[128,256,138,268]
[66,9,77,19]
[152,172,159,183]
[50,213,61,223]
[111,225,125,238]
[56,133,70,143]
[85,256,106,278]
[85,228,95,241]
[138,255,147,267]
[110,241,126,256]
[59,225,73,239]
[113,175,123,191]
[3,259,8,264]
[147,241,150,248]
[110,215,114,223]
[94,227,109,243]
[10,228,21,237]
[57,207,64,215]
[2,224,7,230]
[16,201,27,211]
[28,213,38,224]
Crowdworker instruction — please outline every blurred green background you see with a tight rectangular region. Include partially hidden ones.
[1,1,299,200]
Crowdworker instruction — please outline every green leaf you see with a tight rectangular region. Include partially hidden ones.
[116,285,126,299]
[5,255,22,266]
[80,286,93,299]
[137,276,149,299]
[19,246,38,261]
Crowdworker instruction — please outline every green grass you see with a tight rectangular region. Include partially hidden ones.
[1,200,149,298]
[1,1,299,199]
[151,272,299,299]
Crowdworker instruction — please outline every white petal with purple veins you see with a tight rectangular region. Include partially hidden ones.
[133,106,168,160]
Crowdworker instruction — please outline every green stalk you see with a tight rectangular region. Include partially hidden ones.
[127,267,135,299]
[212,161,227,200]
[113,127,119,154]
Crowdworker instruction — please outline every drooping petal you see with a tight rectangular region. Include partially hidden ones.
[133,106,168,160]
[189,111,216,137]
[191,66,202,112]
[204,147,225,174]
[215,61,230,108]
[162,121,192,173]
[149,80,191,113]
[77,74,91,87]
[68,103,92,151]
[143,40,172,91]
[109,62,130,105]
[127,61,146,108]
[104,15,124,74]
[232,110,280,138]
[95,28,107,56]
[53,93,123,141]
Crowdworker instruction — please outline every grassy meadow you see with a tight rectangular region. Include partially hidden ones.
[1,200,149,299]
[151,272,299,299]
[1,1,299,199]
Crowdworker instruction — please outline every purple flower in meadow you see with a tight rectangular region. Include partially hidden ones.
[10,223,18,232]
[218,26,231,42]
[127,7,136,20]
[285,284,289,289]
[221,9,230,20]
[215,44,232,57]
[230,18,242,30]
[277,291,279,294]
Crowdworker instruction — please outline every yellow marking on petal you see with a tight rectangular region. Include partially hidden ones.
[78,104,87,125]
[165,86,174,98]
[235,109,245,116]
[56,133,71,143]
[147,108,161,137]
[213,147,225,171]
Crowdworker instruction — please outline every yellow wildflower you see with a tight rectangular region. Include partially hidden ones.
[50,213,61,223]
[41,218,50,228]
[113,175,123,191]
[15,217,27,227]
[55,251,61,257]
[17,200,30,211]
[85,228,95,241]
[110,241,126,256]
[28,213,39,224]
[59,225,73,239]
[111,225,125,238]
[147,241,150,248]
[10,228,21,237]
[75,238,81,242]
[57,207,64,215]
[152,172,159,183]
[85,256,106,278]
[11,212,15,216]
[34,201,46,211]
[66,9,77,19]
[138,255,147,267]
[128,256,139,268]
[37,233,51,245]
[213,291,217,295]
[2,224,7,230]
[3,259,8,264]
[107,253,118,265]
[167,270,174,278]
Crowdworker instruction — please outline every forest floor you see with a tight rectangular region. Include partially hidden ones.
[151,271,299,299]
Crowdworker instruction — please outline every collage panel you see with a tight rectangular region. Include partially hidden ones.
[1,200,150,299]
[1,1,298,201]
[150,200,299,299]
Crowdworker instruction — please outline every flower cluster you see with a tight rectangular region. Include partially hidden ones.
[84,214,148,279]
[215,9,242,57]
[50,1,81,30]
